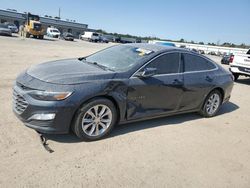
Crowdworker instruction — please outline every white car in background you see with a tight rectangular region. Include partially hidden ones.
[80,31,100,42]
[4,22,18,33]
[229,49,250,80]
[47,27,60,38]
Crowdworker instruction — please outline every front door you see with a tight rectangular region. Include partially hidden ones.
[127,52,184,120]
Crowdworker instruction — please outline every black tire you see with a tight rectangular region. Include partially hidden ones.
[199,89,222,118]
[39,35,44,39]
[72,98,117,141]
[25,32,30,38]
[233,73,239,81]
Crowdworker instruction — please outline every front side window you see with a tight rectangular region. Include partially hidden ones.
[145,53,180,74]
[183,53,216,72]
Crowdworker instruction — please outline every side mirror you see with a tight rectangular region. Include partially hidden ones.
[135,67,157,78]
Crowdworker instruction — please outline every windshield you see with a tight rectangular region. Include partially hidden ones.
[52,30,59,33]
[85,45,154,71]
[33,23,41,30]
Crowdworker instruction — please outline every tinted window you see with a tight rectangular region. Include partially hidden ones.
[183,54,216,72]
[146,53,180,74]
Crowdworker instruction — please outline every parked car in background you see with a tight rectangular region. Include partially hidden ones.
[0,24,12,36]
[208,51,216,56]
[221,54,233,65]
[47,27,60,38]
[4,22,18,33]
[115,37,137,43]
[80,31,100,42]
[216,51,222,56]
[99,36,109,43]
[198,50,205,54]
[60,32,74,41]
[191,48,198,53]
[229,49,250,80]
[13,44,234,141]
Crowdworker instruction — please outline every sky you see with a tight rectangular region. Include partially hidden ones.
[1,0,249,45]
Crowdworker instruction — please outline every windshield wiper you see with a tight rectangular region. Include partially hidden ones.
[87,61,114,72]
[78,57,114,71]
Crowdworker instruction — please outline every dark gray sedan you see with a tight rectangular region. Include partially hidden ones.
[13,44,234,140]
[0,24,12,36]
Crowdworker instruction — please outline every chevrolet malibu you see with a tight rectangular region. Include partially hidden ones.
[13,44,234,141]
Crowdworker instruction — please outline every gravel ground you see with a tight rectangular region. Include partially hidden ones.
[0,35,250,188]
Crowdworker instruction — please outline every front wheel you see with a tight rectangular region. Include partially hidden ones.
[199,90,222,117]
[72,98,117,141]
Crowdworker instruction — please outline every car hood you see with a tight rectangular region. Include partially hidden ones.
[26,58,116,84]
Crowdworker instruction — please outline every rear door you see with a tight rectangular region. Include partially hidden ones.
[179,53,217,111]
[127,52,184,120]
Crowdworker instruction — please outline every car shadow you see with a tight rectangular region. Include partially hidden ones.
[235,78,250,85]
[44,101,239,143]
[21,36,57,42]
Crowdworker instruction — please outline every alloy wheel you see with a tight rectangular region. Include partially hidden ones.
[81,104,112,137]
[205,93,221,115]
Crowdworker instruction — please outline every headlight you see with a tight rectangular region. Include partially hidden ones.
[29,91,72,101]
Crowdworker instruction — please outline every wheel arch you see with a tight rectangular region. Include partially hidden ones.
[212,87,225,102]
[199,87,225,110]
[69,95,121,132]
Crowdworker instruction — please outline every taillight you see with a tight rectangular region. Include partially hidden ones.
[229,55,234,63]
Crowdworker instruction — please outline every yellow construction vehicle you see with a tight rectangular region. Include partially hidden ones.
[20,13,45,39]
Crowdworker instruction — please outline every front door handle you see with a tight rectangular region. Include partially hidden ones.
[205,76,213,82]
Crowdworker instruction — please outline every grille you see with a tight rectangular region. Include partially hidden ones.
[13,89,28,114]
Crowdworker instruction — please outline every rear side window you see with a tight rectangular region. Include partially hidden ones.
[146,53,180,74]
[183,53,216,72]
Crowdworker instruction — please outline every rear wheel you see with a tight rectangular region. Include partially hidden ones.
[199,90,222,117]
[39,35,44,39]
[72,98,117,141]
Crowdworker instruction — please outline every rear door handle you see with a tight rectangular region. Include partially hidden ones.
[205,76,213,82]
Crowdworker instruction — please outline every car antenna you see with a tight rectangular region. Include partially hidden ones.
[36,131,54,153]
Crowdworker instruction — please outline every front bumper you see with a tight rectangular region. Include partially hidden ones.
[13,84,76,134]
[52,34,59,38]
[0,31,12,36]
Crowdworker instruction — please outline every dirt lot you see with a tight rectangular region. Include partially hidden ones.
[0,35,250,188]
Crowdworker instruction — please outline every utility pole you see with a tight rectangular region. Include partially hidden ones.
[59,7,61,19]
